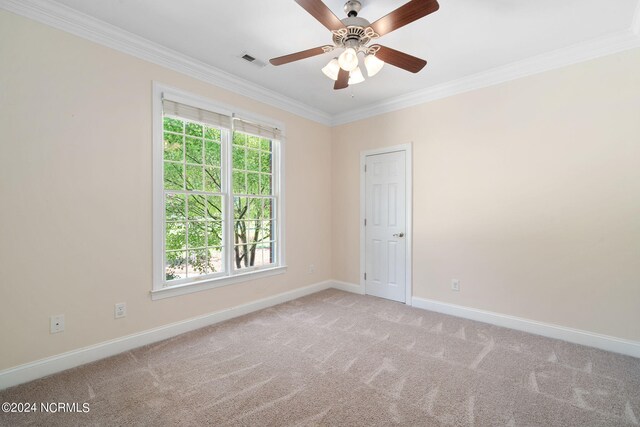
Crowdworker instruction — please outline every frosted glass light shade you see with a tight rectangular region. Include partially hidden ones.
[348,67,365,85]
[364,54,384,77]
[322,58,340,81]
[338,48,359,72]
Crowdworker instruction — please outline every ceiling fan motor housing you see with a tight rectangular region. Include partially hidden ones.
[333,16,376,51]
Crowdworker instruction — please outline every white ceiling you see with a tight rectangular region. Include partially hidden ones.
[22,0,640,119]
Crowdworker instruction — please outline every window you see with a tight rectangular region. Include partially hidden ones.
[152,84,285,299]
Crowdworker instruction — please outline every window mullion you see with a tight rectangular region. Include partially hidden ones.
[224,128,234,276]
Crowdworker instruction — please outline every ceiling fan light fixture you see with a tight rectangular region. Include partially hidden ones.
[322,58,340,80]
[348,66,365,85]
[364,54,385,77]
[338,47,359,71]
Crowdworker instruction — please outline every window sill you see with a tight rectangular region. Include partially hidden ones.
[150,266,287,301]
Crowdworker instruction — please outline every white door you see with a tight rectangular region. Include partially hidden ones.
[365,151,407,303]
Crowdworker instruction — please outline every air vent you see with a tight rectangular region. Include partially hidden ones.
[239,52,267,68]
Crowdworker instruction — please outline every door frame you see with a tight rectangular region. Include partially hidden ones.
[360,143,413,305]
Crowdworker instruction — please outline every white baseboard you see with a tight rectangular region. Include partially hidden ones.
[330,280,365,295]
[4,282,637,390]
[0,280,333,390]
[412,297,640,358]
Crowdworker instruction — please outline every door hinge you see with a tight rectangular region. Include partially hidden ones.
[364,272,367,280]
[364,218,367,226]
[364,164,367,172]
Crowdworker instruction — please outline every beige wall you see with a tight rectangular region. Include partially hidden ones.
[0,11,332,370]
[332,48,640,342]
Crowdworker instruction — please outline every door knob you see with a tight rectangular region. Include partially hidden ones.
[393,232,405,238]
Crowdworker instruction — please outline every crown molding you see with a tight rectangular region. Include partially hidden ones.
[0,0,333,126]
[2,0,640,128]
[331,29,640,126]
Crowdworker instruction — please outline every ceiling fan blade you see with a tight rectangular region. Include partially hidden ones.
[295,0,346,31]
[369,0,439,37]
[334,68,349,90]
[371,45,427,73]
[270,45,333,66]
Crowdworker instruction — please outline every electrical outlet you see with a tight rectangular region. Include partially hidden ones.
[451,279,460,292]
[308,264,316,274]
[50,314,65,334]
[115,303,126,319]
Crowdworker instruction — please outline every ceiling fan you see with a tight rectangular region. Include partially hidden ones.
[270,0,440,90]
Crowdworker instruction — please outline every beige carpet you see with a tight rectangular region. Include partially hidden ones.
[1,289,639,426]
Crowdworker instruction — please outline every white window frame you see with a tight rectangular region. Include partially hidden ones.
[151,82,286,300]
